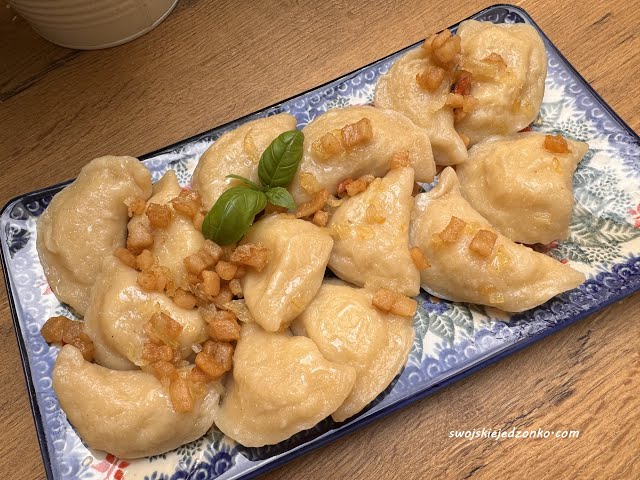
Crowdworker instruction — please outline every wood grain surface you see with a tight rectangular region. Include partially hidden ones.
[0,1,638,478]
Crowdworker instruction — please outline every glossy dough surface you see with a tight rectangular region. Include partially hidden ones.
[53,345,220,459]
[289,106,435,203]
[456,20,547,144]
[84,257,208,370]
[241,215,333,332]
[328,167,420,296]
[37,156,152,316]
[457,133,589,244]
[409,168,585,311]
[192,113,298,209]
[129,170,205,285]
[292,281,414,422]
[213,322,356,447]
[375,48,468,165]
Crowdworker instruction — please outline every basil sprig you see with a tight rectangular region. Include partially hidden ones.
[258,130,304,187]
[201,129,303,245]
[264,186,296,210]
[201,186,266,245]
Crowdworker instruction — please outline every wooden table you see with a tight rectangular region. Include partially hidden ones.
[1,1,638,478]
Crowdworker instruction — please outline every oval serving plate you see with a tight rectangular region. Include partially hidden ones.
[1,4,639,479]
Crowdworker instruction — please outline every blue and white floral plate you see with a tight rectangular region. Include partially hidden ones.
[2,4,639,479]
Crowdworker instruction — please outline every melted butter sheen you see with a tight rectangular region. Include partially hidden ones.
[84,257,208,370]
[36,155,152,316]
[241,215,333,332]
[292,281,414,422]
[289,105,435,203]
[328,167,420,296]
[213,322,356,447]
[129,170,205,286]
[409,167,585,312]
[456,132,589,244]
[53,345,220,459]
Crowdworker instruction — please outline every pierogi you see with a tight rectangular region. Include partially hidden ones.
[192,113,298,209]
[456,20,547,144]
[129,170,205,284]
[53,345,220,459]
[84,257,208,370]
[328,167,420,296]
[213,322,356,447]
[292,281,414,422]
[37,156,152,316]
[409,168,585,311]
[241,215,333,332]
[375,48,468,165]
[289,106,435,203]
[457,133,589,244]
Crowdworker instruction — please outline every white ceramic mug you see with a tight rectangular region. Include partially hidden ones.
[8,0,178,50]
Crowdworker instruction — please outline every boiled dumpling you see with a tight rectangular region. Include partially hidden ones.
[327,166,420,296]
[409,168,585,311]
[289,106,435,203]
[84,257,208,370]
[241,214,333,332]
[292,281,414,422]
[455,20,547,144]
[37,156,152,316]
[457,132,589,244]
[192,113,298,209]
[53,345,220,458]
[213,322,356,446]
[375,48,468,165]
[129,170,205,285]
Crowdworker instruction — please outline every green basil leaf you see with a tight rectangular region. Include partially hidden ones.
[258,130,304,188]
[265,187,296,210]
[202,186,267,245]
[226,174,261,191]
